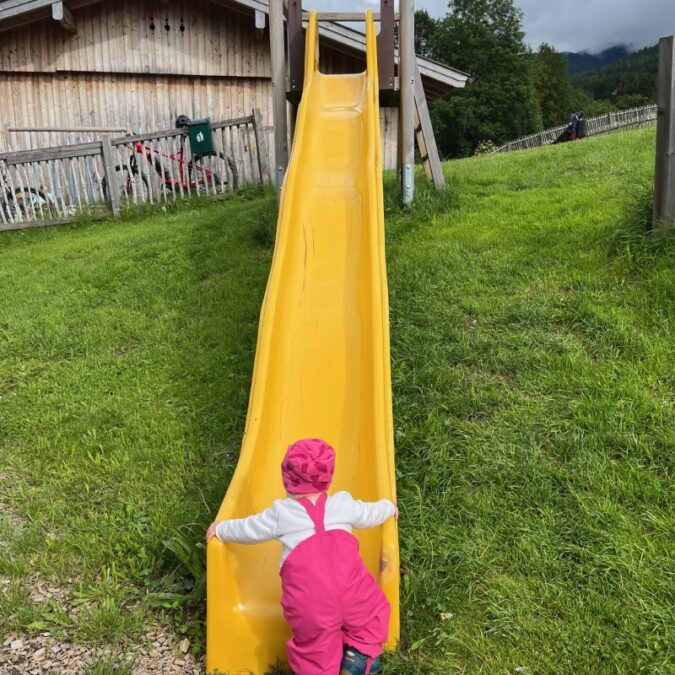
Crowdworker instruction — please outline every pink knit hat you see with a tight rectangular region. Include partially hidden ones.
[281,438,336,494]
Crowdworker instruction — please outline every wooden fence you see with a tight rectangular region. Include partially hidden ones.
[0,110,270,231]
[494,104,658,154]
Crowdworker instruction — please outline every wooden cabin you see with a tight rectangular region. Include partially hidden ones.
[0,0,469,169]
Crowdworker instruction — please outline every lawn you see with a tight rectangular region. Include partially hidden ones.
[1,127,673,674]
[0,193,276,672]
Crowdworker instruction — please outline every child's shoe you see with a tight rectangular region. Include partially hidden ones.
[340,647,382,674]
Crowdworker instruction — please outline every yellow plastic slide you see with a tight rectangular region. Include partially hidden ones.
[206,11,399,673]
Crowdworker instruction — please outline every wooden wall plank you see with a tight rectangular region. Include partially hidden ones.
[1,71,400,166]
[0,0,402,167]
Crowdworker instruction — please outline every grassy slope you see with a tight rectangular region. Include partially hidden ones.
[0,195,275,650]
[386,128,673,674]
[0,128,672,673]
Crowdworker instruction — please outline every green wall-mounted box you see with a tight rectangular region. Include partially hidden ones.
[187,118,215,156]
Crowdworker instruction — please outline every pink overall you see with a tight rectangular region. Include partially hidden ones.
[280,493,390,675]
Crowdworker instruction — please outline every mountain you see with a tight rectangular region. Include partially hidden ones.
[571,44,659,104]
[564,45,630,76]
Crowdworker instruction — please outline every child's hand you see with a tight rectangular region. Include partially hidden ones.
[393,504,399,520]
[206,521,221,543]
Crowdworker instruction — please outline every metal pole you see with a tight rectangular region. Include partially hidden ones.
[270,0,288,198]
[399,0,415,205]
[654,35,675,227]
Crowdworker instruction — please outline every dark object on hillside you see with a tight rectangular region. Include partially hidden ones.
[554,112,586,143]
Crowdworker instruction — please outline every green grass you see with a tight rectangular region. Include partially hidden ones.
[0,191,276,650]
[384,128,674,674]
[1,129,673,673]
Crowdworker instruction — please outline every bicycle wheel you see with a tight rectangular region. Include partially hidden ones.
[189,152,238,194]
[0,196,15,224]
[12,187,50,220]
[102,167,150,204]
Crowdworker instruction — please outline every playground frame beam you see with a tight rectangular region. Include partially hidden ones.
[654,35,675,227]
[399,0,415,205]
[377,0,395,93]
[272,0,417,205]
[270,0,288,196]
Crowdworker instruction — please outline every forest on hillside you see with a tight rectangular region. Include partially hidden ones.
[570,45,658,108]
[563,46,630,76]
[418,0,659,158]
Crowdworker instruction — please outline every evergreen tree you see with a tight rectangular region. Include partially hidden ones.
[571,44,658,104]
[533,43,573,128]
[414,9,438,58]
[424,0,541,157]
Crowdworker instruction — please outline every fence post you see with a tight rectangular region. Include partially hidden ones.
[101,135,121,219]
[252,108,271,186]
[654,35,675,227]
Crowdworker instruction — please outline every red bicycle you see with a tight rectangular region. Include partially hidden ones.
[103,117,237,202]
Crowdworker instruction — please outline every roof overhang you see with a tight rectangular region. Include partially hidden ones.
[0,0,471,98]
[0,0,99,32]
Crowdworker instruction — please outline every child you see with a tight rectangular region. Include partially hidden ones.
[206,438,397,675]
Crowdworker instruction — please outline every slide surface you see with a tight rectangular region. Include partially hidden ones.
[207,12,399,673]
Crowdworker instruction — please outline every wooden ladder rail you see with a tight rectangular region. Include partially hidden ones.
[412,59,445,189]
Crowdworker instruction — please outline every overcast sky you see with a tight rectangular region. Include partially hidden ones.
[312,0,675,53]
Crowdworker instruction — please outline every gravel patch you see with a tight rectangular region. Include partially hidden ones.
[0,626,204,674]
[0,571,204,673]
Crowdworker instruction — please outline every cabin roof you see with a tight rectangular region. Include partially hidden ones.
[0,0,470,98]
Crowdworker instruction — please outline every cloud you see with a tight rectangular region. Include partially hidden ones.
[311,0,675,53]
[513,0,675,52]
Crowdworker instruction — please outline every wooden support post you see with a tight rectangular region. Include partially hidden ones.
[399,0,415,205]
[51,1,76,34]
[252,108,271,185]
[269,0,288,197]
[287,0,304,96]
[289,104,298,151]
[101,136,120,219]
[413,59,444,189]
[396,108,402,180]
[654,35,675,227]
[378,0,395,93]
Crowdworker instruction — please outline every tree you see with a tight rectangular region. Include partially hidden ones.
[533,43,573,128]
[424,0,541,157]
[414,9,438,59]
[571,44,658,104]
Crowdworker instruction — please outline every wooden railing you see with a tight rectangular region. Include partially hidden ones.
[0,110,270,231]
[494,104,657,154]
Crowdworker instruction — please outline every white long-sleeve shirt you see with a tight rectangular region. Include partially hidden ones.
[216,491,396,565]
